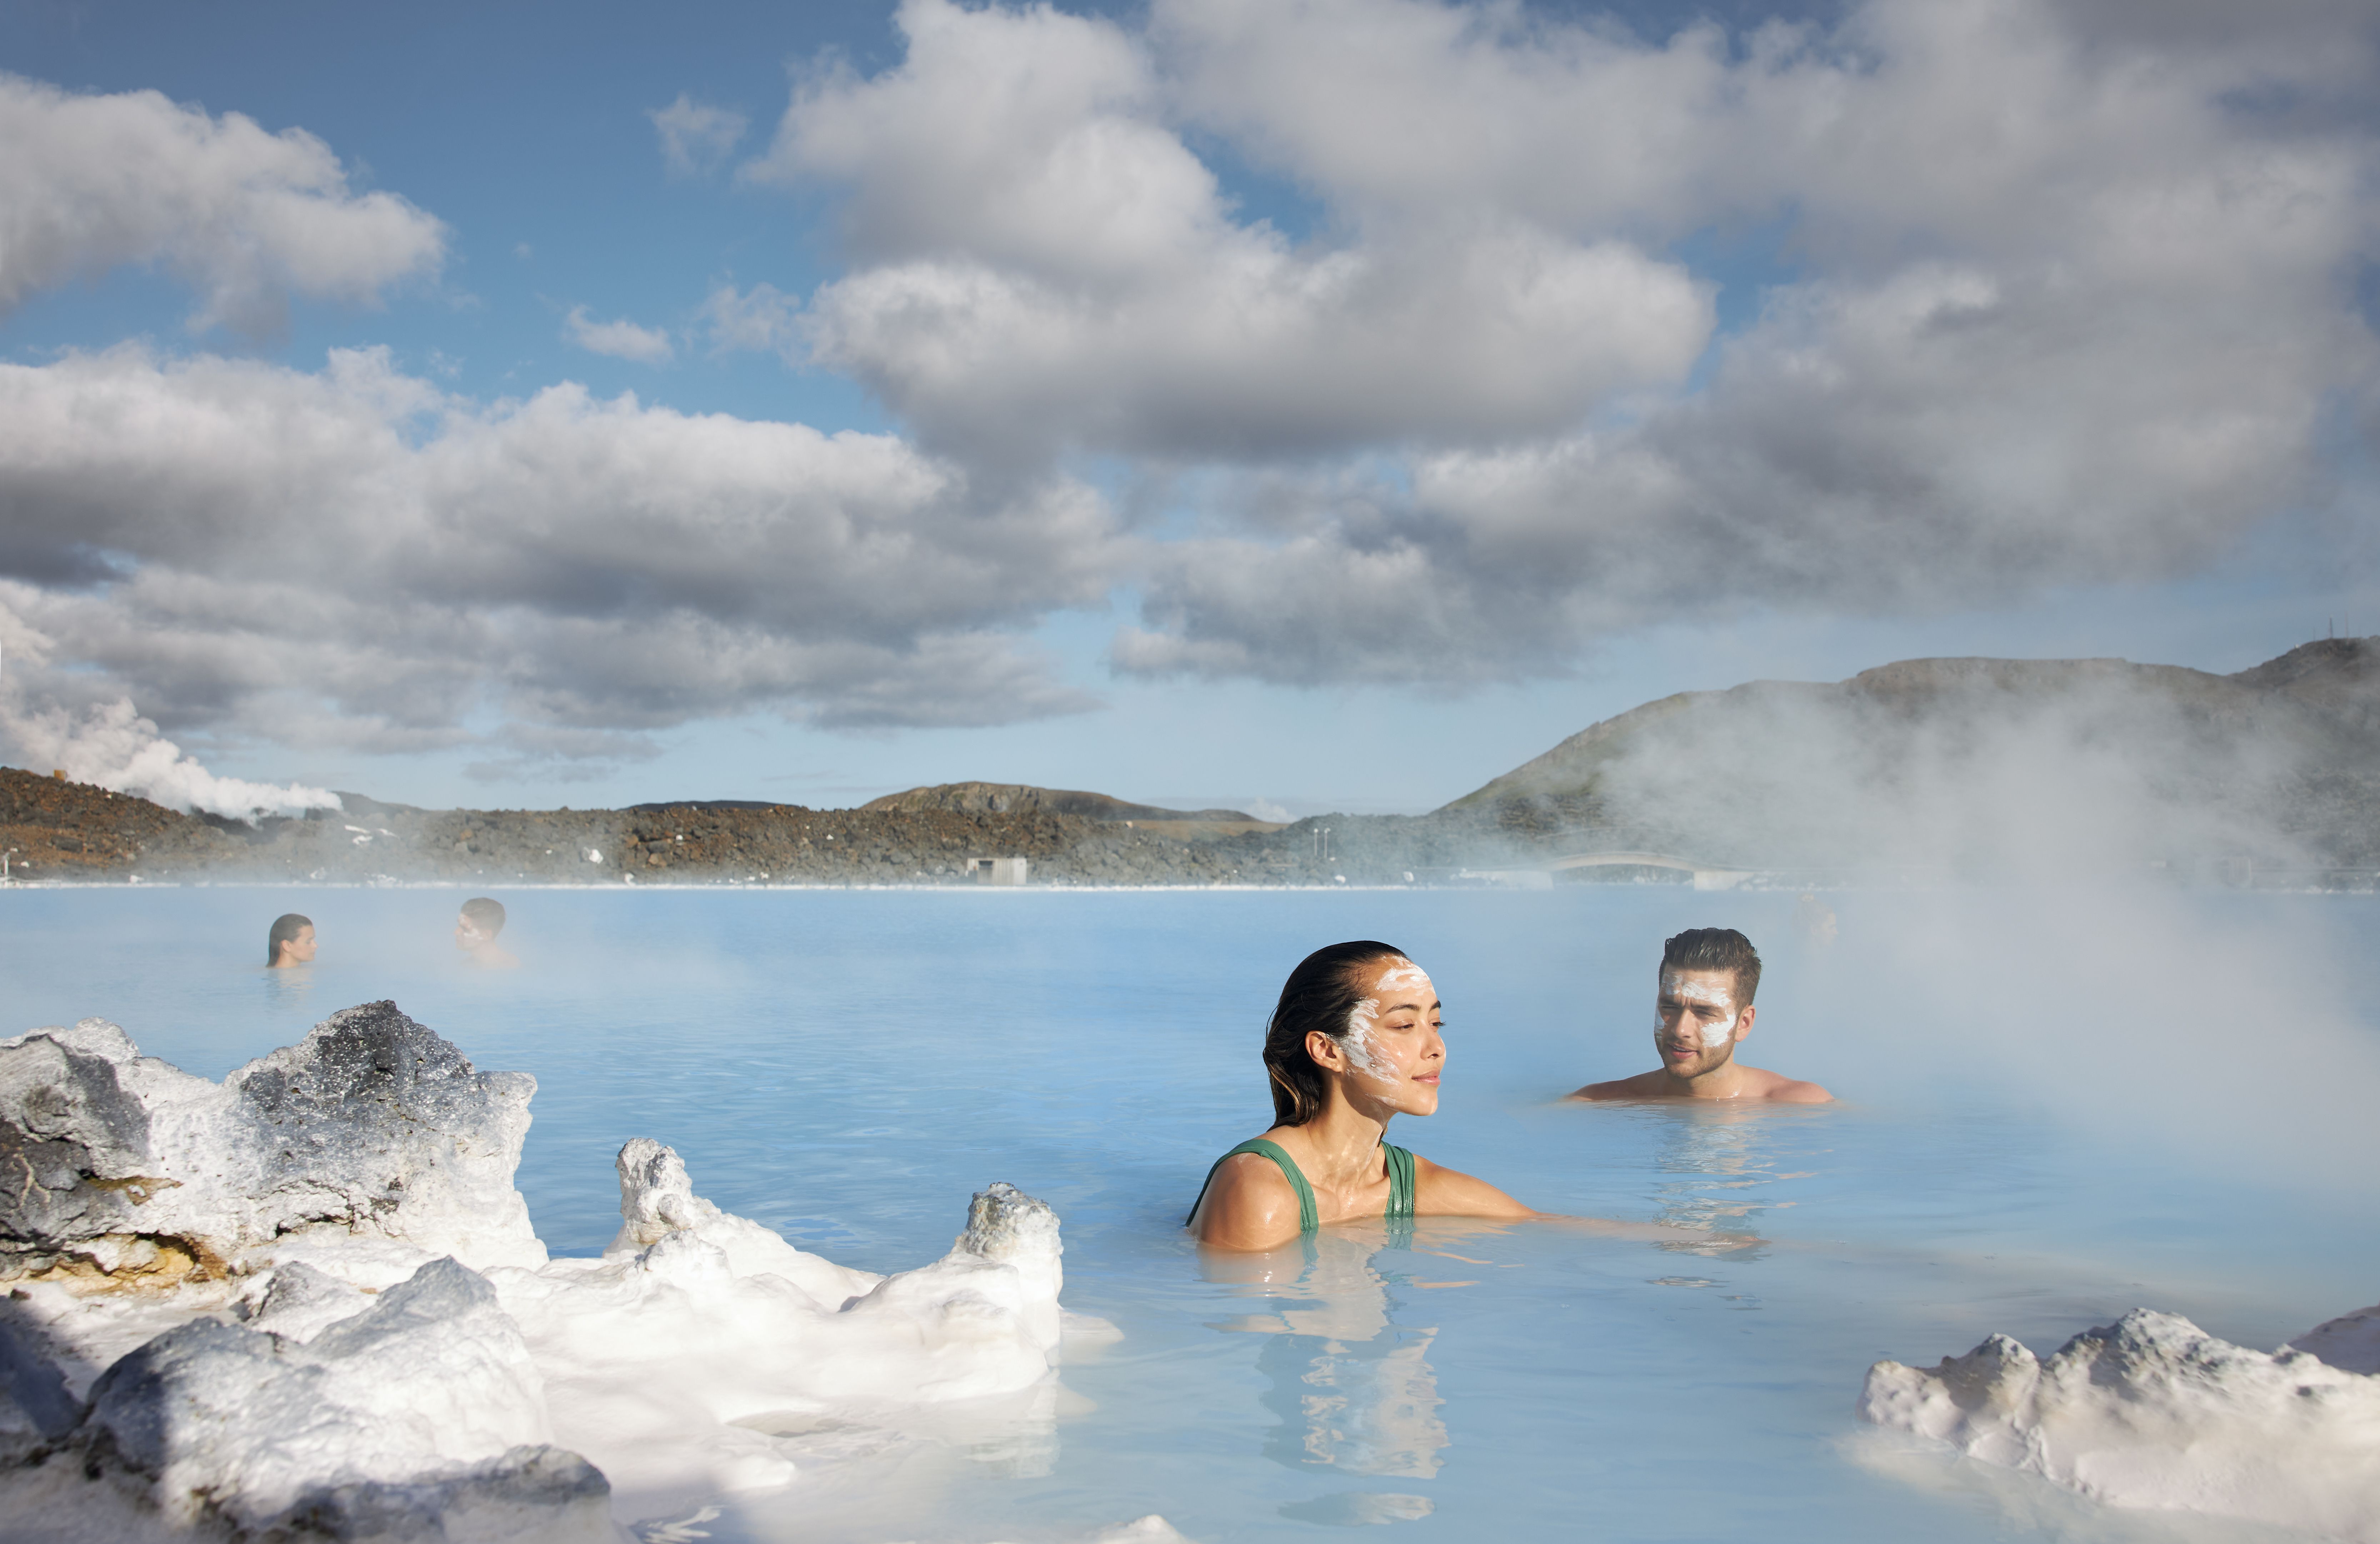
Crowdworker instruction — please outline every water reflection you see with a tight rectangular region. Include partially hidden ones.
[1641,1102,1830,1245]
[1205,1226,1449,1495]
[260,963,316,1010]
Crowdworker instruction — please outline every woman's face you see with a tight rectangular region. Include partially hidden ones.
[1324,955,1445,1117]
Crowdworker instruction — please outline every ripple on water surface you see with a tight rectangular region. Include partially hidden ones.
[4,883,2375,1541]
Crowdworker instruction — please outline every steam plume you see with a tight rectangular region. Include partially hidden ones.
[0,646,339,822]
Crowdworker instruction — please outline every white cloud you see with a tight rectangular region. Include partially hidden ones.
[0,346,1119,772]
[563,305,676,363]
[649,92,748,178]
[1085,0,2379,682]
[749,0,1712,465]
[0,72,445,335]
[734,0,2377,686]
[700,282,805,361]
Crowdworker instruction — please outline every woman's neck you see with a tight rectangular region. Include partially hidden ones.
[1283,1092,1392,1187]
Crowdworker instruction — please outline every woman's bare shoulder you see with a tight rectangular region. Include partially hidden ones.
[1191,1148,1303,1249]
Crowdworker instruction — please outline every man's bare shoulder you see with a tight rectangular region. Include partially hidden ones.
[1566,1071,1674,1101]
[1737,1066,1833,1102]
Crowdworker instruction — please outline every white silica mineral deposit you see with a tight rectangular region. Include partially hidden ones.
[0,1003,1151,1543]
[1859,1303,2380,1541]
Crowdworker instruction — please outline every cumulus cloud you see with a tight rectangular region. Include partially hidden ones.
[0,72,445,335]
[1090,0,2380,682]
[727,0,2376,685]
[0,346,1117,772]
[648,93,748,178]
[563,305,675,363]
[700,281,804,360]
[749,0,1711,465]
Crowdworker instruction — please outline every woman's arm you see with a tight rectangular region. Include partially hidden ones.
[1190,1152,1307,1250]
[1411,1154,1539,1220]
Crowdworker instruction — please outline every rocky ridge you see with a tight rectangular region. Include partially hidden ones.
[1446,637,2380,876]
[8,639,2377,888]
[0,771,1537,887]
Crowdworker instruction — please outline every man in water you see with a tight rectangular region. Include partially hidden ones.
[454,896,519,968]
[1570,927,1831,1102]
[267,913,315,969]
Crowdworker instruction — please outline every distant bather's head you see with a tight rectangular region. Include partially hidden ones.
[1262,940,1442,1126]
[456,896,506,949]
[268,912,315,968]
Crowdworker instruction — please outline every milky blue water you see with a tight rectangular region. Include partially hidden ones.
[5,883,2376,1543]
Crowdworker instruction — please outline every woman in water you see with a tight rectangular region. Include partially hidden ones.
[266,912,315,969]
[1188,941,1537,1249]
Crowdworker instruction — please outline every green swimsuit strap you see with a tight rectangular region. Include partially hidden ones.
[1190,1139,1416,1232]
[1381,1142,1416,1220]
[1188,1139,1319,1233]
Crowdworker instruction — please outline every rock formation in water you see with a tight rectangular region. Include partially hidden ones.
[2289,1300,2380,1374]
[1860,1306,2380,1540]
[72,1258,610,1543]
[0,1003,545,1286]
[0,1006,1090,1541]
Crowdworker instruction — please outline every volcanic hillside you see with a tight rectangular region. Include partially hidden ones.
[1441,637,2380,874]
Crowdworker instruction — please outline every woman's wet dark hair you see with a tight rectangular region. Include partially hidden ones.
[1262,940,1409,1127]
[267,912,312,965]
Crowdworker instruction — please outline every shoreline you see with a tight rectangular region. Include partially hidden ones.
[12,766,2376,893]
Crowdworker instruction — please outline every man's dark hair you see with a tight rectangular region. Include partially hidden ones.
[1262,940,1409,1127]
[267,913,312,965]
[460,897,506,936]
[1661,927,1761,1005]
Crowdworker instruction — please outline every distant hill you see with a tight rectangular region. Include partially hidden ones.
[862,781,1269,826]
[1442,639,2380,874]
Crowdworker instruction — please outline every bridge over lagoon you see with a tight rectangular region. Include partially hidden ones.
[1444,851,2380,892]
[1455,848,1760,891]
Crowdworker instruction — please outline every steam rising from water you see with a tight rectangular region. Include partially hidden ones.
[1478,651,2380,879]
[0,646,338,822]
[1785,881,2380,1198]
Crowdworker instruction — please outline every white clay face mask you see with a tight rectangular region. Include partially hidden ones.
[1661,972,1737,1049]
[1341,959,1431,1077]
[1342,998,1389,1075]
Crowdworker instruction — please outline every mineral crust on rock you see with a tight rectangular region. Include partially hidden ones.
[0,1318,80,1463]
[69,1257,610,1542]
[493,1145,1073,1512]
[2289,1300,2380,1374]
[1860,1306,2380,1541]
[1,1007,1090,1540]
[0,1003,543,1286]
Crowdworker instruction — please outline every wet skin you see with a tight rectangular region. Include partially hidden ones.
[1570,967,1832,1103]
[269,925,316,969]
[1190,955,1540,1251]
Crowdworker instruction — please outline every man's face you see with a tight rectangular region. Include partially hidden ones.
[1654,968,1746,1078]
[455,914,487,952]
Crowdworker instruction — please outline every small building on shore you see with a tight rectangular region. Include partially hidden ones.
[968,856,1029,886]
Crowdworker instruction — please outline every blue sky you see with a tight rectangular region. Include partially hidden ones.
[0,0,2373,818]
